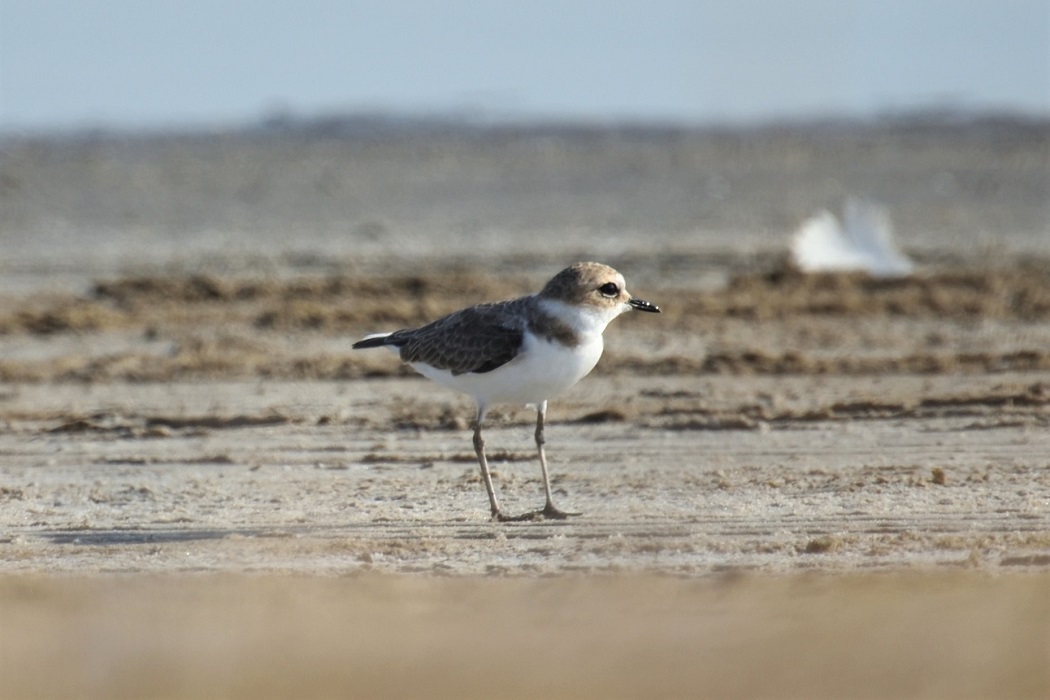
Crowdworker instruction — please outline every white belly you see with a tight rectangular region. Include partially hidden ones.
[410,332,604,408]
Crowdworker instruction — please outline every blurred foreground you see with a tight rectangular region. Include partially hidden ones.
[2,573,1047,699]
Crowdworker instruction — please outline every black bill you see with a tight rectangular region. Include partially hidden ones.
[627,298,661,313]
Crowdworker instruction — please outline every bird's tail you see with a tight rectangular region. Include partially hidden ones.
[352,332,396,350]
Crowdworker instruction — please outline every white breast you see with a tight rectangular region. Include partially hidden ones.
[411,329,604,408]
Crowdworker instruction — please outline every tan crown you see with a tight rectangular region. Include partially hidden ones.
[538,262,631,308]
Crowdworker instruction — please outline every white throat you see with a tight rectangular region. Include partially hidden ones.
[536,297,624,338]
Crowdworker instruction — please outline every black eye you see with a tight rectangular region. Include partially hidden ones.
[598,282,619,297]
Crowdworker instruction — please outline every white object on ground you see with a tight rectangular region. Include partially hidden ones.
[791,199,914,277]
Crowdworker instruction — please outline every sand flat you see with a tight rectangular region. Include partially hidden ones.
[2,118,1048,697]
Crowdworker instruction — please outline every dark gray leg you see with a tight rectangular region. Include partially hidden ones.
[472,405,503,520]
[535,401,580,519]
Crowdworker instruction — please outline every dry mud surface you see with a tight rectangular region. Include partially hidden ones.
[1,120,1048,697]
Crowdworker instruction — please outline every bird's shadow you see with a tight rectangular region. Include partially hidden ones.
[37,517,582,547]
[41,527,254,546]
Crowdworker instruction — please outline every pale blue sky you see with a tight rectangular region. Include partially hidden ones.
[1,0,1048,131]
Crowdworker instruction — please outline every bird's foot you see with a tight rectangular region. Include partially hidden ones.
[492,504,581,522]
[493,510,538,523]
[540,503,581,520]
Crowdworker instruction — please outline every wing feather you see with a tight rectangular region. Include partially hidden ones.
[389,299,527,375]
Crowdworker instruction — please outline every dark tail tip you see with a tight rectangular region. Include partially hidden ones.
[352,334,393,350]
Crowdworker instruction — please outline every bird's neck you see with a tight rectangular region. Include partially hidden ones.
[534,296,618,339]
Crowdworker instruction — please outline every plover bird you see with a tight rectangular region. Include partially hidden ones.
[352,262,660,521]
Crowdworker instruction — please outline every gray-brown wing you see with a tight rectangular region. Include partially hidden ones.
[389,300,526,375]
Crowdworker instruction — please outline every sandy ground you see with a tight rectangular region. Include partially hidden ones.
[1,118,1048,697]
[2,374,1050,577]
